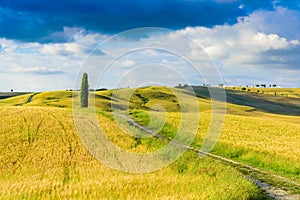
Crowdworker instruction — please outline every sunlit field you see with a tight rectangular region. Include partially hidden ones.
[1,86,300,198]
[145,111,300,182]
[0,106,263,199]
[227,86,300,99]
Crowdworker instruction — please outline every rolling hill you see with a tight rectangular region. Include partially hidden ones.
[1,86,300,198]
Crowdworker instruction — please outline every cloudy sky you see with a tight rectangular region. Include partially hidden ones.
[0,0,300,91]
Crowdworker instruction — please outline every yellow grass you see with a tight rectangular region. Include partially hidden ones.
[0,106,263,199]
[0,93,33,106]
[227,87,300,98]
[149,111,300,181]
[2,86,299,198]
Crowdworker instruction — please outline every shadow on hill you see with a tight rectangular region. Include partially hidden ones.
[94,94,116,101]
[188,86,300,116]
[0,92,30,99]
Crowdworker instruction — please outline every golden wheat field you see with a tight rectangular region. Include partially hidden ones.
[227,86,300,99]
[1,87,300,199]
[0,106,264,199]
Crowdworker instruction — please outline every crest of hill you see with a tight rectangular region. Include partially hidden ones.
[0,86,211,113]
[1,86,300,116]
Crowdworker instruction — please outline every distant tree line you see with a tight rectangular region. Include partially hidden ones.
[255,84,277,88]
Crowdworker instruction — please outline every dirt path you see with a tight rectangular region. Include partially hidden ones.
[118,114,300,200]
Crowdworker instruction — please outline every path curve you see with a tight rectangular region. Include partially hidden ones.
[118,114,300,200]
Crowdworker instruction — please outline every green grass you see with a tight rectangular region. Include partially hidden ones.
[137,110,300,185]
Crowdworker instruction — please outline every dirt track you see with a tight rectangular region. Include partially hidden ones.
[119,114,300,200]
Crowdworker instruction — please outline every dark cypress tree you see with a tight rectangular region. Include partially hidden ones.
[80,72,89,108]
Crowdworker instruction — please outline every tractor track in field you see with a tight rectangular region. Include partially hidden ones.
[118,114,300,200]
[26,92,40,103]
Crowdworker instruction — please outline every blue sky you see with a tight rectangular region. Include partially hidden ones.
[0,0,300,91]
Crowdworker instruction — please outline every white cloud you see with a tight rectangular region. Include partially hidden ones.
[1,7,300,91]
[169,7,300,87]
[0,38,18,53]
[121,60,135,67]
[40,44,61,55]
[40,42,86,56]
[204,46,230,59]
[290,40,300,45]
[177,9,300,66]
[252,32,289,51]
[17,66,64,75]
[242,7,300,40]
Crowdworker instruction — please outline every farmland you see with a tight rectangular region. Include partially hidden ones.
[1,86,300,199]
[0,106,263,199]
[145,111,300,181]
[227,86,300,99]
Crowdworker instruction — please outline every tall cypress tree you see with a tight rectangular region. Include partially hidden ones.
[80,72,89,108]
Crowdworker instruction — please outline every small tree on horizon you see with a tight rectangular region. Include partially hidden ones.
[80,72,89,108]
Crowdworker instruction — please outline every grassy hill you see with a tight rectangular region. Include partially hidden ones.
[1,86,300,198]
[0,86,213,112]
[0,86,265,115]
[192,86,300,116]
[0,93,33,106]
[227,86,300,99]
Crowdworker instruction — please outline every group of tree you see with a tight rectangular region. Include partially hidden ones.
[255,84,277,88]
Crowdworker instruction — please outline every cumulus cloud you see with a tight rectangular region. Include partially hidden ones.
[244,7,300,40]
[1,5,300,90]
[166,7,300,87]
[40,42,82,56]
[177,7,300,69]
[204,46,230,59]
[17,67,64,75]
[252,32,291,51]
